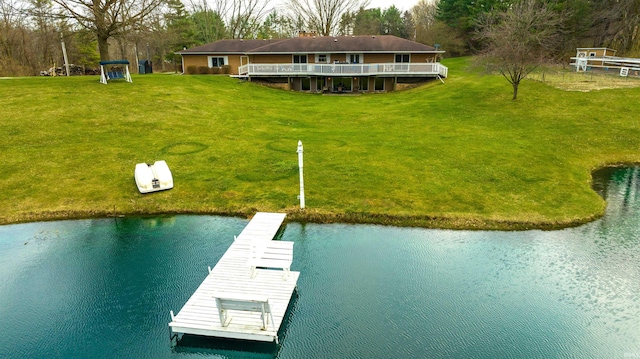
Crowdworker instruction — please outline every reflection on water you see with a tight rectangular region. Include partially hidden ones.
[0,168,639,358]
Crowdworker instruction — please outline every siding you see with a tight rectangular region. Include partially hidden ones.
[182,54,243,75]
[363,54,394,63]
[251,54,296,64]
[183,55,209,69]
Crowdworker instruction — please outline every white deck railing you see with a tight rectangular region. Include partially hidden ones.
[238,62,448,78]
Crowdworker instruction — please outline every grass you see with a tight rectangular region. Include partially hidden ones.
[2,57,640,229]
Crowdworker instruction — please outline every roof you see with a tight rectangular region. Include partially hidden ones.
[251,35,438,53]
[180,39,283,54]
[178,35,441,55]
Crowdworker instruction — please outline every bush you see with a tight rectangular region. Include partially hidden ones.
[221,65,230,74]
[197,66,210,74]
[186,66,197,75]
[212,67,220,74]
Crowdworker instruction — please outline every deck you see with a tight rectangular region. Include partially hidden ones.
[238,62,448,78]
[169,212,299,343]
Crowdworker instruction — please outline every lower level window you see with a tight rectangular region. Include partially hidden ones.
[360,77,368,91]
[317,77,326,91]
[374,77,385,91]
[301,78,311,91]
[334,77,352,91]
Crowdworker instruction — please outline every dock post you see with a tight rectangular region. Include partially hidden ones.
[297,140,305,209]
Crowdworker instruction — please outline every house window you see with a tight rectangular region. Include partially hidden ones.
[395,54,410,63]
[348,54,362,63]
[208,56,227,67]
[360,77,368,91]
[374,77,385,91]
[316,54,329,63]
[589,52,596,57]
[293,54,307,63]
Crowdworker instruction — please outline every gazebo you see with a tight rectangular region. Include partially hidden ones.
[99,60,133,84]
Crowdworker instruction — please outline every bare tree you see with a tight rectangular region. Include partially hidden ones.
[411,0,465,55]
[226,0,269,38]
[475,0,563,100]
[284,0,370,36]
[412,0,436,41]
[50,0,164,61]
[187,0,269,40]
[28,0,53,67]
[0,0,36,75]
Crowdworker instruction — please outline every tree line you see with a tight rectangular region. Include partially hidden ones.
[1,0,640,76]
[435,0,640,57]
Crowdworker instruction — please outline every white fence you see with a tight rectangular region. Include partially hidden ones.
[238,62,448,78]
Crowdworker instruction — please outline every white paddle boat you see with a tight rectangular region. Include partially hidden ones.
[135,160,173,193]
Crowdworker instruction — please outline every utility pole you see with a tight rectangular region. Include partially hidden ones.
[61,33,70,76]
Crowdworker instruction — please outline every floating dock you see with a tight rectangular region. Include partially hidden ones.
[169,212,299,344]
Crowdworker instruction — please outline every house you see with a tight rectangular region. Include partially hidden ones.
[177,34,447,93]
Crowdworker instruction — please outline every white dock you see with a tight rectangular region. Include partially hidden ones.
[169,212,299,344]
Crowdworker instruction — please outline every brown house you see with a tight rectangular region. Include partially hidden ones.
[178,35,447,93]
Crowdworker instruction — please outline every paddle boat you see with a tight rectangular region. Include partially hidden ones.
[135,160,173,193]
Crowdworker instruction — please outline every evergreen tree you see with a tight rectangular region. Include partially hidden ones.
[382,5,403,36]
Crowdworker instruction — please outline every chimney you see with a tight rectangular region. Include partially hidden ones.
[298,30,318,38]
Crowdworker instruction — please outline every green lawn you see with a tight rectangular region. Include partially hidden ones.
[2,58,640,229]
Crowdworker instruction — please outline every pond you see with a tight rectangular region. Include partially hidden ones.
[0,168,639,358]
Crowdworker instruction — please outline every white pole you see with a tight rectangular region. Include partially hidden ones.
[297,140,305,209]
[60,34,70,77]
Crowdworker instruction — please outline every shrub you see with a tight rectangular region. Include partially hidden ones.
[197,66,210,74]
[186,66,197,75]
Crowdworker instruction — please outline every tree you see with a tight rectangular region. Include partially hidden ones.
[548,0,592,56]
[50,0,164,61]
[226,0,269,39]
[588,0,640,54]
[338,8,355,35]
[412,0,436,41]
[411,0,465,55]
[401,10,414,39]
[436,0,512,52]
[284,0,371,36]
[381,5,403,36]
[27,0,57,69]
[189,0,226,44]
[0,0,32,75]
[475,0,563,100]
[259,9,300,39]
[72,29,100,67]
[353,7,381,35]
[164,0,196,49]
[338,5,411,38]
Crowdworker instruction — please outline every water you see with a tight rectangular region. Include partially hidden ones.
[0,168,639,359]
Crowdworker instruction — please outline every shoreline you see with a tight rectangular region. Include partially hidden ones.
[0,207,605,231]
[5,161,632,231]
